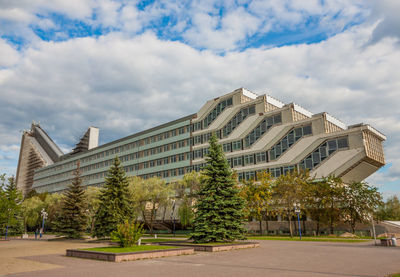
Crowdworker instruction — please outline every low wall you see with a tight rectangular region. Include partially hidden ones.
[66,247,194,262]
[158,242,259,252]
[245,221,400,236]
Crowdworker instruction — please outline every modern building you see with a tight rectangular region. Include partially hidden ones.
[16,88,386,195]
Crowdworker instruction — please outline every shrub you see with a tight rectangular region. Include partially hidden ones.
[111,220,144,248]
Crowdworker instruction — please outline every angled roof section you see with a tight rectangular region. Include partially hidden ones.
[32,123,64,161]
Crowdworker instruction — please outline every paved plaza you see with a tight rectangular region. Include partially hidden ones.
[1,238,399,277]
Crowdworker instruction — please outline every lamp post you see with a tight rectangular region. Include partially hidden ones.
[40,209,48,238]
[294,203,302,240]
[171,199,176,237]
[5,208,11,240]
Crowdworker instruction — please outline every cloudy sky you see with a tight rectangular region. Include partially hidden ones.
[0,0,399,198]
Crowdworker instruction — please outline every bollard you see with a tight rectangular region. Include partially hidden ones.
[391,237,397,247]
[138,239,141,246]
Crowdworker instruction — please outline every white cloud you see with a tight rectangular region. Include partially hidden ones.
[0,1,399,197]
[0,39,20,67]
[0,22,399,195]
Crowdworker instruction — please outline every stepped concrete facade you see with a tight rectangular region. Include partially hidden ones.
[16,88,386,195]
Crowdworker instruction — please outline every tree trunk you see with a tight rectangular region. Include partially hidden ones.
[259,219,263,236]
[330,202,334,235]
[266,219,269,236]
[351,221,356,234]
[288,215,293,237]
[316,220,320,236]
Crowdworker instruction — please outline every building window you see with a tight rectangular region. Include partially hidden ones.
[222,105,256,137]
[244,154,254,165]
[193,149,203,159]
[223,143,232,152]
[255,152,267,163]
[232,140,242,151]
[178,154,185,161]
[203,97,233,127]
[232,156,243,167]
[193,121,202,131]
[244,113,282,147]
[194,135,202,145]
[269,125,312,161]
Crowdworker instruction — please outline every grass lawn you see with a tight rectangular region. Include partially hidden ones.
[80,245,178,253]
[247,236,370,243]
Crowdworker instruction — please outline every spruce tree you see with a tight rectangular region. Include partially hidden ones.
[57,161,87,238]
[2,176,23,236]
[191,134,246,243]
[93,156,133,238]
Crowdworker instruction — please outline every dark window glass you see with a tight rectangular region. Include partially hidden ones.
[337,138,348,149]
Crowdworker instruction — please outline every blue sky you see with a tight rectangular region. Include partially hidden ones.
[0,0,399,198]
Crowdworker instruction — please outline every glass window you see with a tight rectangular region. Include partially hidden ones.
[232,140,242,151]
[256,152,266,163]
[337,137,348,149]
[303,125,312,135]
[244,154,254,165]
[223,143,232,152]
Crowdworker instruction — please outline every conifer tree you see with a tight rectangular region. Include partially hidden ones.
[191,134,246,243]
[93,157,133,238]
[1,176,23,236]
[57,161,87,238]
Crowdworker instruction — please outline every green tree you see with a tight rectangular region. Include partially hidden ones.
[57,161,87,238]
[341,181,383,233]
[191,134,246,243]
[376,196,400,221]
[304,176,343,235]
[175,171,205,229]
[240,172,274,235]
[274,169,310,237]
[21,196,44,232]
[1,176,23,236]
[129,176,173,234]
[85,186,101,234]
[93,157,134,238]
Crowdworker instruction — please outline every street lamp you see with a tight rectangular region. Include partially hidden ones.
[294,203,302,240]
[5,208,11,240]
[41,209,48,238]
[171,199,176,237]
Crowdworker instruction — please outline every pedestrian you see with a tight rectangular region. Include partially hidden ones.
[35,228,38,240]
[39,228,43,239]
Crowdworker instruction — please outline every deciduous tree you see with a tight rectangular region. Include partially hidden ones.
[129,176,173,234]
[341,181,382,233]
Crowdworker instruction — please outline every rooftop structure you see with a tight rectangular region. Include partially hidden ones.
[16,88,386,195]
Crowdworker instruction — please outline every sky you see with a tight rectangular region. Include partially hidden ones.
[0,0,399,198]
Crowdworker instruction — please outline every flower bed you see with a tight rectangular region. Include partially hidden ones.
[66,245,194,262]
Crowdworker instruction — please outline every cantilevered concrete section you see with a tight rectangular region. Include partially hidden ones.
[16,88,386,194]
[191,88,385,183]
[15,122,63,195]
